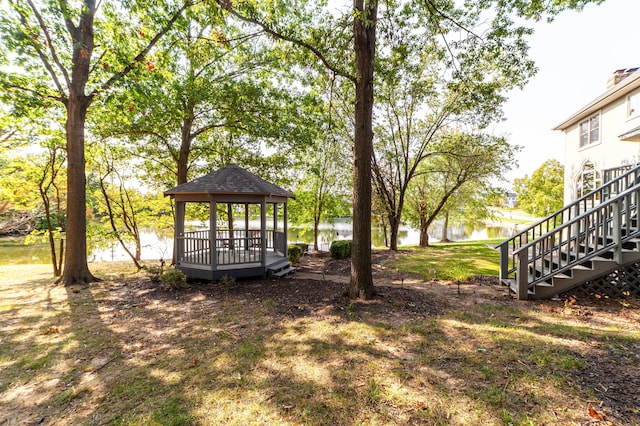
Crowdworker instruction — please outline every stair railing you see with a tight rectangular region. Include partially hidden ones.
[498,163,640,284]
[510,183,640,299]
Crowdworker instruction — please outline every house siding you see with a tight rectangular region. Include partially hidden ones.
[563,89,640,205]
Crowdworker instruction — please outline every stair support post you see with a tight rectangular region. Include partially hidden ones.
[499,243,509,283]
[612,199,622,264]
[516,249,529,300]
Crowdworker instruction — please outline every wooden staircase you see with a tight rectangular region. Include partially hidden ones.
[498,164,640,299]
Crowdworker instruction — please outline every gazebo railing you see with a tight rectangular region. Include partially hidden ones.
[178,230,210,265]
[179,229,283,267]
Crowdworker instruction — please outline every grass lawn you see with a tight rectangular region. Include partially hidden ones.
[390,240,502,281]
[1,252,639,425]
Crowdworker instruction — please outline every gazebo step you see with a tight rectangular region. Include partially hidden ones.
[268,262,296,278]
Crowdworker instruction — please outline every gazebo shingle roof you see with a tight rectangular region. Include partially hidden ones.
[164,164,295,198]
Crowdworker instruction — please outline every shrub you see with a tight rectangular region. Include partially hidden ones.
[288,245,303,264]
[144,259,166,283]
[219,274,236,290]
[330,240,352,259]
[145,265,163,283]
[159,268,187,291]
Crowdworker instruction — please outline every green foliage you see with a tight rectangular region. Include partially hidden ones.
[329,240,352,259]
[145,261,166,283]
[404,130,519,245]
[287,244,305,264]
[219,274,236,290]
[513,159,564,216]
[159,269,187,291]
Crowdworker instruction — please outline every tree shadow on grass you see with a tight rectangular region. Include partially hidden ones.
[2,274,638,425]
[0,279,193,424]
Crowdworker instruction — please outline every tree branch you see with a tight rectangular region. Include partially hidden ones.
[215,0,355,83]
[5,82,65,103]
[94,0,197,98]
[17,0,70,96]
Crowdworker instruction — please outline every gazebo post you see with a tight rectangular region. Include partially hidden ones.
[210,198,217,271]
[244,203,249,251]
[261,199,267,267]
[273,203,278,235]
[174,200,185,264]
[284,202,288,255]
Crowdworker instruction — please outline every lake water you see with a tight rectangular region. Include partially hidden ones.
[0,219,514,265]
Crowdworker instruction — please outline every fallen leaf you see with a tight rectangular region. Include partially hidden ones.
[587,403,606,420]
[44,326,60,335]
[189,358,200,368]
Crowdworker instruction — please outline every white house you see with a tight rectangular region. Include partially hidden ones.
[554,67,640,205]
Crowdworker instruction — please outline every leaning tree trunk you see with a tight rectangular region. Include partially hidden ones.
[60,96,97,284]
[42,196,61,276]
[349,0,378,300]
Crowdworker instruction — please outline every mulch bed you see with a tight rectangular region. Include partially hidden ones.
[103,251,639,424]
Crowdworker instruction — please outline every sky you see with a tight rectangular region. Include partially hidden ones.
[493,0,640,186]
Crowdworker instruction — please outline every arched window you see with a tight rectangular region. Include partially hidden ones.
[576,161,601,200]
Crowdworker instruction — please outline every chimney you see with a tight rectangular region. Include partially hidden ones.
[607,67,639,88]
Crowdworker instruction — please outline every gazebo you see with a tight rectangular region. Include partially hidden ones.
[164,164,296,280]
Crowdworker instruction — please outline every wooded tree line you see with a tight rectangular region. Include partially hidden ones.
[0,0,601,298]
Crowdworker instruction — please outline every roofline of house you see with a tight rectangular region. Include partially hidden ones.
[553,70,640,131]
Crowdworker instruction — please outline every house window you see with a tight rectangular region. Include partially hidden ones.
[576,161,601,200]
[628,92,640,118]
[579,113,600,147]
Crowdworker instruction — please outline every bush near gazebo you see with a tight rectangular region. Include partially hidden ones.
[288,243,308,264]
[330,240,352,259]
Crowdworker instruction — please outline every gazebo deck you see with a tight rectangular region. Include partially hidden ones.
[178,251,289,280]
[180,248,284,270]
[175,229,289,280]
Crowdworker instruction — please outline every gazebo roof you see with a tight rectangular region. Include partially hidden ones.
[164,164,295,199]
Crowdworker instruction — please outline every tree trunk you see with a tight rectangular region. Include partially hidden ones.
[98,174,142,269]
[419,203,430,247]
[135,236,141,261]
[60,97,97,284]
[227,203,235,250]
[380,215,388,248]
[43,200,61,276]
[313,219,319,252]
[388,213,400,251]
[349,0,377,300]
[441,211,450,242]
[178,117,194,185]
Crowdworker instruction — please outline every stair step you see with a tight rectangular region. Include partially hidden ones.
[271,266,296,278]
[499,171,640,300]
[503,279,534,296]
